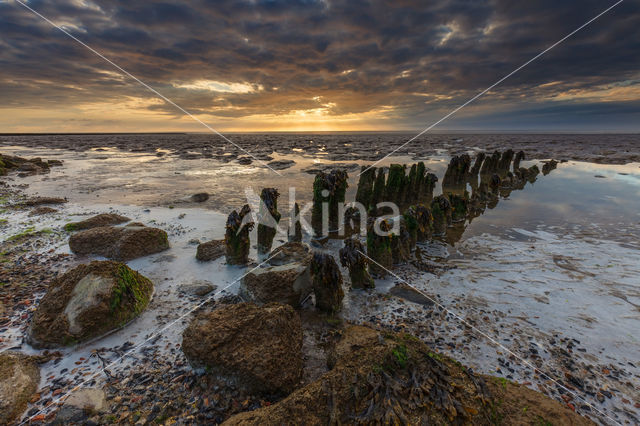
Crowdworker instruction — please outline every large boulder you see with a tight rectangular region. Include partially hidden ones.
[64,213,130,231]
[182,302,303,395]
[0,352,40,424]
[224,326,593,425]
[28,261,153,348]
[240,242,313,307]
[69,223,169,261]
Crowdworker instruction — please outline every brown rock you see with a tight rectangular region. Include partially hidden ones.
[29,206,58,216]
[182,302,303,395]
[224,325,594,426]
[195,239,225,261]
[0,352,40,424]
[240,242,313,307]
[69,224,169,261]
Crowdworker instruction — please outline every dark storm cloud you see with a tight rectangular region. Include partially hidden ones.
[0,0,638,128]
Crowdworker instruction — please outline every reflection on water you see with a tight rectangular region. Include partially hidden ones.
[3,145,638,247]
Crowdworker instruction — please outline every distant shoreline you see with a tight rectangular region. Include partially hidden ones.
[1,130,639,136]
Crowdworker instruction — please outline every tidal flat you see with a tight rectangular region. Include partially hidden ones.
[1,134,639,425]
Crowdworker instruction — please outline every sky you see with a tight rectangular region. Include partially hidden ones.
[0,0,639,133]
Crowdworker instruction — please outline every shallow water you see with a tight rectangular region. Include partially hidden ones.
[1,143,639,424]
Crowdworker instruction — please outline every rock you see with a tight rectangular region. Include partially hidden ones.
[224,325,593,426]
[17,196,67,206]
[180,280,217,297]
[28,261,153,348]
[0,352,40,425]
[54,388,108,424]
[69,224,169,261]
[240,242,313,307]
[29,206,58,216]
[237,156,253,165]
[64,213,130,231]
[257,188,281,254]
[266,160,295,170]
[195,239,225,261]
[310,253,344,313]
[190,192,209,203]
[225,205,254,265]
[389,282,434,306]
[182,302,303,395]
[0,153,53,177]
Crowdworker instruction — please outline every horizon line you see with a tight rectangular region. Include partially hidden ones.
[1,129,640,136]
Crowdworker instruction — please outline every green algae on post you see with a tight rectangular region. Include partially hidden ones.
[225,204,254,265]
[311,170,348,236]
[366,218,393,277]
[257,188,281,254]
[339,237,374,289]
[288,202,302,242]
[310,253,344,313]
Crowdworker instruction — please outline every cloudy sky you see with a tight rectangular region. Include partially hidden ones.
[1,0,638,132]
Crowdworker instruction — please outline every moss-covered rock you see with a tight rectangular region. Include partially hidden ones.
[339,237,374,289]
[28,261,153,348]
[225,204,254,265]
[223,325,594,426]
[64,213,130,232]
